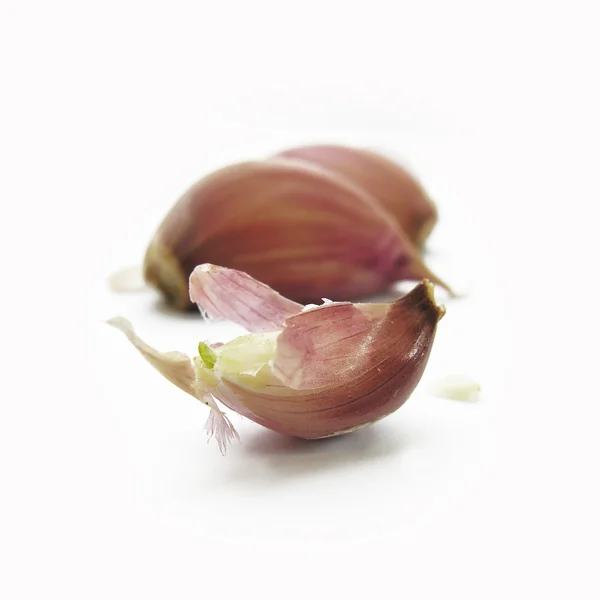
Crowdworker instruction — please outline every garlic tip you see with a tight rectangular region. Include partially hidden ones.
[419,279,446,321]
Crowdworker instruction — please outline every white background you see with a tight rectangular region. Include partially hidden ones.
[1,1,599,598]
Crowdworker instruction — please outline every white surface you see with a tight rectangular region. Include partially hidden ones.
[1,1,599,599]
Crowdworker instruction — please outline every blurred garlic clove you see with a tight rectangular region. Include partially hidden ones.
[107,264,444,453]
[143,160,447,310]
[273,144,438,246]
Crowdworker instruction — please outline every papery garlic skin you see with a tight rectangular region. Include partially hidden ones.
[108,264,444,452]
[144,160,446,309]
[189,262,302,332]
[274,144,438,246]
[106,317,239,454]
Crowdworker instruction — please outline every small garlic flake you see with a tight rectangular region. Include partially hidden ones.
[302,298,334,312]
[107,266,147,293]
[431,374,481,401]
[301,304,319,312]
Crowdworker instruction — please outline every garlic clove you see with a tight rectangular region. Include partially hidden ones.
[110,266,445,450]
[189,263,302,332]
[197,279,444,440]
[144,159,448,309]
[273,144,438,246]
[190,263,446,428]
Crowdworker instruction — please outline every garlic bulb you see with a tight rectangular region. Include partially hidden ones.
[143,160,447,309]
[108,264,445,453]
[274,144,438,246]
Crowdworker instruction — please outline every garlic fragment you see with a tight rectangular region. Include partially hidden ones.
[108,264,445,451]
[143,159,448,309]
[431,374,481,401]
[106,266,146,293]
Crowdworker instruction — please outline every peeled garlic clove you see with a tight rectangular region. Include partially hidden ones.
[144,160,447,309]
[274,144,438,246]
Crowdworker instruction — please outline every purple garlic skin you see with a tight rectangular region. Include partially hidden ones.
[273,144,438,247]
[143,160,447,310]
